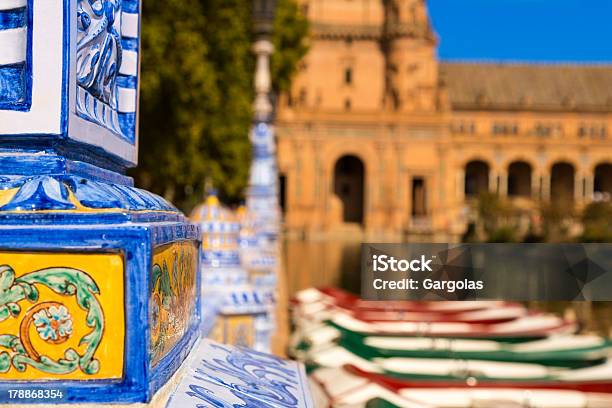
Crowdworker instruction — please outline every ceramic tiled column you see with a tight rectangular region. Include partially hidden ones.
[0,0,199,404]
[247,3,281,246]
[191,194,274,351]
[241,0,282,355]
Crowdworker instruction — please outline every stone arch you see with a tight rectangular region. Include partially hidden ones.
[501,155,537,172]
[546,156,579,173]
[507,161,532,197]
[550,161,575,203]
[333,155,365,224]
[320,140,378,229]
[594,162,612,199]
[465,160,490,197]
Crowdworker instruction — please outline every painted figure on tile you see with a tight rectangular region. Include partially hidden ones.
[76,0,122,108]
[150,242,198,366]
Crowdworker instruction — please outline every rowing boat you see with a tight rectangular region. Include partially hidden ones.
[306,342,612,382]
[310,365,612,408]
[324,311,576,341]
[338,331,612,368]
[295,287,515,314]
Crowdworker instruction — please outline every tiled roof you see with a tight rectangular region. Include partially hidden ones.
[440,62,612,112]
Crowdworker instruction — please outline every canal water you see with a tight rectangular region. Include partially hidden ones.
[281,239,612,336]
[282,239,361,297]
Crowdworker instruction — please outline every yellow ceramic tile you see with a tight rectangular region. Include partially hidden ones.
[0,252,125,380]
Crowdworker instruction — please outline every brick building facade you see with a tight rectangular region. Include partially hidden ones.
[276,0,612,240]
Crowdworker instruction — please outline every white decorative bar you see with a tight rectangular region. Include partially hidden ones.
[0,27,26,65]
[121,12,139,39]
[118,87,137,113]
[119,50,139,76]
[0,0,26,10]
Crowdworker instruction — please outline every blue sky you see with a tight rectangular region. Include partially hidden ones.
[428,0,612,62]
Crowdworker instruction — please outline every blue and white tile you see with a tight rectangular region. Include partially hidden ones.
[167,339,314,408]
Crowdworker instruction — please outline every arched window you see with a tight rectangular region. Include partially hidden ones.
[508,161,532,197]
[594,163,612,200]
[334,156,365,224]
[551,162,575,203]
[465,160,490,197]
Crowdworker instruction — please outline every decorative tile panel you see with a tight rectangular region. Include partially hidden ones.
[0,251,124,380]
[0,219,201,403]
[75,0,139,143]
[150,241,198,367]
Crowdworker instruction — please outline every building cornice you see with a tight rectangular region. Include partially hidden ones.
[311,23,382,40]
[276,110,449,129]
[311,22,434,42]
[450,102,612,114]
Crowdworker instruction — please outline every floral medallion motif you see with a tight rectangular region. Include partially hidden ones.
[32,304,73,343]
